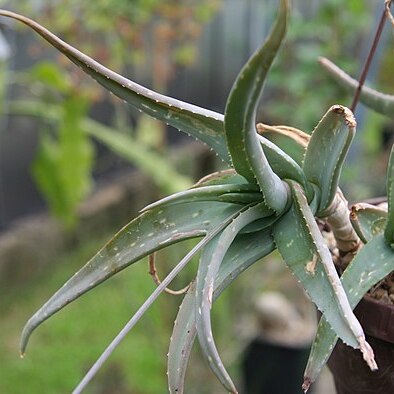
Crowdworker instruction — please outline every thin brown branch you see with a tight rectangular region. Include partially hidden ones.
[351,3,388,112]
[148,253,191,296]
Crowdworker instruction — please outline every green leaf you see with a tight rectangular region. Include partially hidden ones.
[20,200,245,354]
[195,203,271,393]
[141,183,262,212]
[259,134,312,196]
[273,182,372,355]
[73,232,223,394]
[3,11,308,190]
[0,10,231,162]
[350,203,387,244]
[319,57,394,119]
[32,95,94,226]
[8,99,192,194]
[168,228,275,394]
[303,105,355,215]
[257,123,309,166]
[385,145,394,246]
[9,98,310,197]
[28,61,72,93]
[168,282,197,394]
[303,234,394,390]
[84,118,192,194]
[224,0,289,212]
[194,170,247,187]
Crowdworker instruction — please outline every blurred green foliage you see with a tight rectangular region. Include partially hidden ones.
[264,0,373,131]
[3,0,221,225]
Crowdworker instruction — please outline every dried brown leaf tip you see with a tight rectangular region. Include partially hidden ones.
[332,105,356,128]
[386,1,394,28]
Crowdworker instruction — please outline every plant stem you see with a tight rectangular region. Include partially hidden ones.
[325,191,360,254]
[350,4,388,112]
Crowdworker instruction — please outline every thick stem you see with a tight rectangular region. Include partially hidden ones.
[325,190,361,254]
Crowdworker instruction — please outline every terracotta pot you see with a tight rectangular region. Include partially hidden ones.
[327,295,394,394]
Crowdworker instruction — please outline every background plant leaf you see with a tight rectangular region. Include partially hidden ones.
[319,57,394,119]
[385,145,394,246]
[32,95,94,226]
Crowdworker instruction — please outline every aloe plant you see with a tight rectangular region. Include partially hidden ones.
[2,1,394,392]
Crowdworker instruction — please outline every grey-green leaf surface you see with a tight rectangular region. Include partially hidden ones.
[72,232,224,394]
[9,98,309,196]
[319,57,394,119]
[141,183,261,212]
[195,203,270,393]
[168,282,198,394]
[20,200,245,354]
[194,170,248,187]
[223,0,289,212]
[303,105,355,215]
[168,228,274,393]
[350,203,387,244]
[258,134,312,196]
[257,123,309,166]
[304,234,394,390]
[385,145,394,246]
[273,182,366,350]
[0,10,231,163]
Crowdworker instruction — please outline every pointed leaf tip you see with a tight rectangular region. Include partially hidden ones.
[19,201,243,354]
[0,9,231,162]
[302,378,311,393]
[224,0,289,213]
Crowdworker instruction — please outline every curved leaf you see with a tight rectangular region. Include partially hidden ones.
[10,98,310,198]
[0,10,231,162]
[20,200,245,354]
[141,183,261,212]
[257,123,309,165]
[303,105,356,215]
[167,282,198,394]
[350,203,387,244]
[303,234,394,391]
[273,182,375,366]
[84,118,192,193]
[385,145,394,246]
[319,57,394,119]
[224,0,289,212]
[72,233,220,394]
[194,170,248,187]
[258,134,312,196]
[195,203,270,393]
[168,228,274,393]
